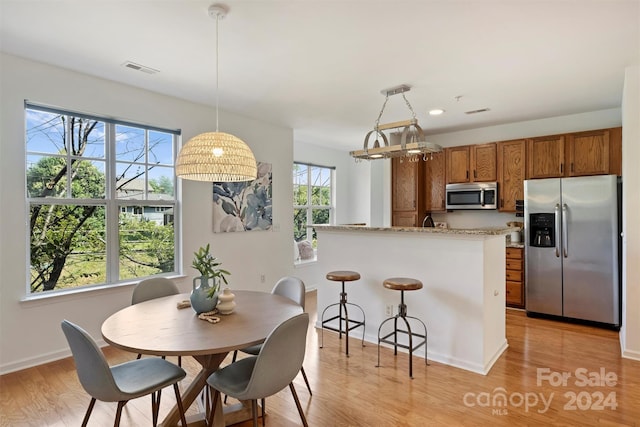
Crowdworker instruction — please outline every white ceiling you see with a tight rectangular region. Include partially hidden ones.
[1,0,639,151]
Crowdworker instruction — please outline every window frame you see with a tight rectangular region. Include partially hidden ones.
[293,162,335,264]
[25,102,182,296]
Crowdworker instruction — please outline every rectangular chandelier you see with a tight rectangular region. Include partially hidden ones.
[350,85,442,161]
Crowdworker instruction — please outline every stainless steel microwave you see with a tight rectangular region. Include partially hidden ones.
[445,182,498,210]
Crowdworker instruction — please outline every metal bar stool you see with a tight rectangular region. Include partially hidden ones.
[320,270,366,356]
[376,277,428,378]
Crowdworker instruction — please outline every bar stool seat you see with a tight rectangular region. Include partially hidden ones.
[320,270,366,356]
[377,277,428,378]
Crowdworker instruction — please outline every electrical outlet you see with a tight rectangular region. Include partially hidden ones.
[385,304,394,317]
[260,274,266,283]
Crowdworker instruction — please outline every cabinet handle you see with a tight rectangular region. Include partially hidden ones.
[571,163,574,172]
[474,170,477,179]
[501,199,504,208]
[560,163,564,174]
[466,171,469,180]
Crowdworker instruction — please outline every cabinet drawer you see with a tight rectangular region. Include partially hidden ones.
[506,269,523,282]
[506,247,523,259]
[506,281,524,306]
[506,258,523,271]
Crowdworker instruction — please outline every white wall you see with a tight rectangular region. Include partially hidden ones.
[620,65,640,360]
[0,53,295,373]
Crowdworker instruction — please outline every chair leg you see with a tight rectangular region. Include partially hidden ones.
[206,388,220,427]
[173,383,188,427]
[81,397,96,427]
[224,350,240,404]
[151,389,162,427]
[289,383,309,427]
[261,398,266,426]
[251,399,258,427]
[114,401,126,427]
[300,366,312,395]
[178,355,182,367]
[136,353,142,359]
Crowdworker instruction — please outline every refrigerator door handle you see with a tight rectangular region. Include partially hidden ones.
[562,203,568,258]
[554,204,561,257]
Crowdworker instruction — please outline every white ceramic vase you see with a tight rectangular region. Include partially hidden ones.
[217,287,236,315]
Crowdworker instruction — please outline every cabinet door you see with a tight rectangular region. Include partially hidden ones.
[471,143,497,182]
[567,129,610,176]
[446,146,470,183]
[425,151,446,212]
[497,139,526,212]
[392,157,418,212]
[527,135,565,179]
[392,212,419,227]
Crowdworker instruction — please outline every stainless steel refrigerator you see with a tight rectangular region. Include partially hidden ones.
[524,175,621,327]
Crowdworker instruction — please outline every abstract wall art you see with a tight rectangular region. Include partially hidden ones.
[212,162,273,232]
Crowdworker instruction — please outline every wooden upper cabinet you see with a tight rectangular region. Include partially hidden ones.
[425,151,446,212]
[446,144,496,184]
[567,129,609,176]
[609,127,622,176]
[446,146,470,183]
[497,139,526,212]
[527,135,565,179]
[471,143,497,182]
[392,157,418,212]
[391,157,425,226]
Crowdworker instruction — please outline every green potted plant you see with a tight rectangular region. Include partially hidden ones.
[190,243,230,313]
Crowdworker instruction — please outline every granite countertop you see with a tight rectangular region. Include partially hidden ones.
[315,224,513,236]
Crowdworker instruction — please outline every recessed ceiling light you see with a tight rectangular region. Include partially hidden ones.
[429,109,445,116]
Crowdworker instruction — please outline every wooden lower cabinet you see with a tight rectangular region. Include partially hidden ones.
[506,247,525,309]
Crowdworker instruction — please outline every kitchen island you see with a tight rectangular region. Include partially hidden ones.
[314,225,511,375]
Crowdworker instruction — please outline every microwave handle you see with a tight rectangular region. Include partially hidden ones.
[480,189,485,206]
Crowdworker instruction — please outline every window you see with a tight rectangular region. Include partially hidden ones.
[26,103,180,294]
[293,162,334,262]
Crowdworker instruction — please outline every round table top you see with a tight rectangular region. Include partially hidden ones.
[101,291,303,357]
[383,277,423,291]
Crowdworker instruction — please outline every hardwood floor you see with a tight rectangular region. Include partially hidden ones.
[1,290,639,427]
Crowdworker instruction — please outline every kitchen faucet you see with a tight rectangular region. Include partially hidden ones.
[422,213,435,228]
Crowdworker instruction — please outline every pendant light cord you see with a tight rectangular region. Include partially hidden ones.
[215,12,220,132]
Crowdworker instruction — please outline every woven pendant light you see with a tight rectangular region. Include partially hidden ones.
[176,4,257,182]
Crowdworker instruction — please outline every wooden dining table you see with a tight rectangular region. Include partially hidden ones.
[101,290,303,427]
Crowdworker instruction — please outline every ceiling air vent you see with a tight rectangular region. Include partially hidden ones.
[122,61,159,75]
[465,108,491,115]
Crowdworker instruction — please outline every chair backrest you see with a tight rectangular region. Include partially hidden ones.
[60,320,122,402]
[131,277,179,305]
[271,276,305,309]
[244,313,309,399]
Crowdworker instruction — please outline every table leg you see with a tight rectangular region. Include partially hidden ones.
[161,353,226,427]
[160,353,262,427]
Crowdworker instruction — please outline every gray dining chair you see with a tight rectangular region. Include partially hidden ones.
[131,277,181,366]
[207,312,310,427]
[131,277,180,305]
[61,320,187,427]
[228,276,312,399]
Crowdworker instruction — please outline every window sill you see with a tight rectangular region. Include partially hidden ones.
[20,274,186,303]
[294,258,317,268]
